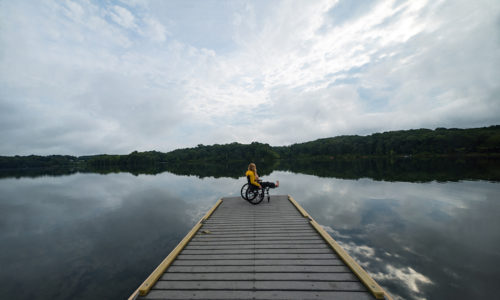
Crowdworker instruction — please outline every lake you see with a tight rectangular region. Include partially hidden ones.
[0,158,499,299]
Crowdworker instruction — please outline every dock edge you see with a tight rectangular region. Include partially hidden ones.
[128,198,223,300]
[288,195,393,300]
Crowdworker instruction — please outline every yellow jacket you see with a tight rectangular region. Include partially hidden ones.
[245,170,261,188]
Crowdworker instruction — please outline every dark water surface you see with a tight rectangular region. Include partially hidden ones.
[1,164,499,299]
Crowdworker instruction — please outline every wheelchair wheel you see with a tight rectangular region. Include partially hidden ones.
[246,188,264,205]
[240,183,249,200]
[246,187,258,201]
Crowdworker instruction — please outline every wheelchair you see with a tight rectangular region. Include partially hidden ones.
[240,176,270,205]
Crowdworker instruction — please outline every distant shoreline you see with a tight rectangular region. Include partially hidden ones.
[1,125,500,169]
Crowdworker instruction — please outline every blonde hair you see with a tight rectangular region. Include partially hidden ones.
[248,163,256,171]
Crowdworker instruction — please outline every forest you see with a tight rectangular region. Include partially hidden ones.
[1,125,499,170]
[274,125,500,159]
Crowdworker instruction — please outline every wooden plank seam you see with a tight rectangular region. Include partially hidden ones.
[287,195,392,300]
[129,198,223,299]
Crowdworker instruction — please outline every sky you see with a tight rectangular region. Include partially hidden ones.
[1,0,499,156]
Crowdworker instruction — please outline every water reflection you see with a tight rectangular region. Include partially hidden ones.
[2,156,499,182]
[0,169,499,300]
[284,173,500,299]
[0,173,237,300]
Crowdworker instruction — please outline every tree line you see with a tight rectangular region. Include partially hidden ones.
[275,125,500,159]
[1,125,499,169]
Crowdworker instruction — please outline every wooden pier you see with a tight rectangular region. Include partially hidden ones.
[130,195,391,300]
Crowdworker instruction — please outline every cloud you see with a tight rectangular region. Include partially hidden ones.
[109,5,137,29]
[1,0,499,155]
[372,265,433,295]
[142,17,168,42]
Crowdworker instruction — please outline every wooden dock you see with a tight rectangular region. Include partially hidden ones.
[130,195,391,300]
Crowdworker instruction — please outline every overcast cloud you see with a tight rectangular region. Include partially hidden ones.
[1,0,499,155]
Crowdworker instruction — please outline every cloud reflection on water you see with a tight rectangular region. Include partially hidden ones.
[275,171,500,300]
[0,173,206,299]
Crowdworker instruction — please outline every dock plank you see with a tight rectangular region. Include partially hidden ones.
[176,253,339,260]
[153,280,367,291]
[172,259,345,266]
[142,290,374,300]
[165,265,352,273]
[186,240,326,246]
[190,236,324,242]
[180,248,333,254]
[160,272,358,281]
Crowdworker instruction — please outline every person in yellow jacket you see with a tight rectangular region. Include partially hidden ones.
[245,163,279,189]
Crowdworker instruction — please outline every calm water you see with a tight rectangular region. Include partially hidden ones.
[1,164,499,299]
